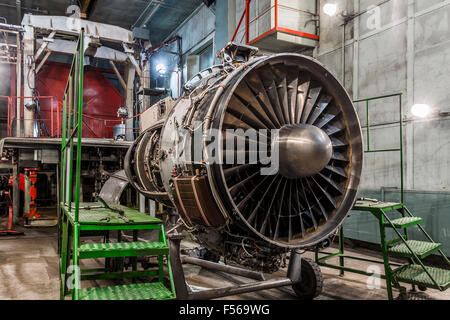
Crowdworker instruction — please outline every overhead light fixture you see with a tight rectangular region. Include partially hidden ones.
[411,104,432,118]
[156,63,167,75]
[323,3,338,16]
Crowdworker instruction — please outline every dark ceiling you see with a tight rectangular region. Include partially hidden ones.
[0,0,205,45]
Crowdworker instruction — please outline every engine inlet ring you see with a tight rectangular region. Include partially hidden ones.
[209,53,363,248]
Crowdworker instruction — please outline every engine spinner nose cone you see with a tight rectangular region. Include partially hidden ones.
[276,124,333,179]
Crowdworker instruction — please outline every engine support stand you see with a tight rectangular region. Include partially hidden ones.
[168,234,304,300]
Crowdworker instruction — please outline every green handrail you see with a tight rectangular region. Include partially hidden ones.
[60,28,85,224]
[354,93,404,203]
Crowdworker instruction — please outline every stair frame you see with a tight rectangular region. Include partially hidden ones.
[315,200,450,300]
[59,203,176,300]
[57,30,175,300]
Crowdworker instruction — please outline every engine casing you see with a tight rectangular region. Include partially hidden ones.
[125,51,363,270]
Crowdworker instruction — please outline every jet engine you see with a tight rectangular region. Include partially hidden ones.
[125,44,363,272]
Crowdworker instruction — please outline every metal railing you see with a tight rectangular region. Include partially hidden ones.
[60,28,85,224]
[354,93,404,203]
[231,0,319,45]
[1,94,127,139]
[1,95,61,138]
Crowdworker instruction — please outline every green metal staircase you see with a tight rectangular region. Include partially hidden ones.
[58,29,175,300]
[357,200,450,299]
[59,203,176,300]
[381,205,450,295]
[316,200,450,300]
[315,94,450,299]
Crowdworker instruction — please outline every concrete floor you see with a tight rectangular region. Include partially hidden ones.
[1,225,450,300]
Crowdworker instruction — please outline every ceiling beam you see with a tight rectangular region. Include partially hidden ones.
[140,3,162,27]
[132,0,155,28]
[0,2,48,16]
[151,0,195,11]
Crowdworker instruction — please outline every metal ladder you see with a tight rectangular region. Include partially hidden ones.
[58,29,175,300]
[380,203,450,299]
[316,200,450,300]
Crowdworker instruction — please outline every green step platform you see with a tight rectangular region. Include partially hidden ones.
[316,200,450,300]
[389,240,442,259]
[59,202,176,300]
[79,282,175,300]
[78,241,169,259]
[393,264,450,290]
[385,217,422,229]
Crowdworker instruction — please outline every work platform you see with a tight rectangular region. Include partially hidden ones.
[62,202,161,226]
[59,202,176,300]
[0,136,132,227]
[0,137,132,154]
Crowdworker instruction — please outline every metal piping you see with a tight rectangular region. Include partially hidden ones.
[169,234,297,300]
[0,22,24,32]
[16,32,21,137]
[186,248,303,300]
[188,278,293,300]
[201,65,246,218]
[15,0,21,25]
[182,256,266,281]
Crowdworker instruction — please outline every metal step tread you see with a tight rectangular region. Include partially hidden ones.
[393,264,450,290]
[385,217,422,229]
[79,282,175,300]
[78,241,169,258]
[389,240,442,259]
[354,201,403,212]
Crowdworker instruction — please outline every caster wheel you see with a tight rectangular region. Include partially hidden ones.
[292,258,323,300]
[418,285,428,292]
[397,287,408,300]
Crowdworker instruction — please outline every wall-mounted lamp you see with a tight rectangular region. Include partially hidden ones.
[410,104,449,119]
[322,2,358,22]
[323,3,338,17]
[156,63,167,75]
[411,104,432,118]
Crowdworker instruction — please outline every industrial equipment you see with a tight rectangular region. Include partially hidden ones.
[0,189,23,236]
[233,0,319,52]
[124,42,363,298]
[37,64,124,139]
[0,14,146,227]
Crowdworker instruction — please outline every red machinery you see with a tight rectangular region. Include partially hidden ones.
[8,170,39,219]
[8,173,24,192]
[36,64,124,139]
[0,190,23,236]
[24,168,40,219]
